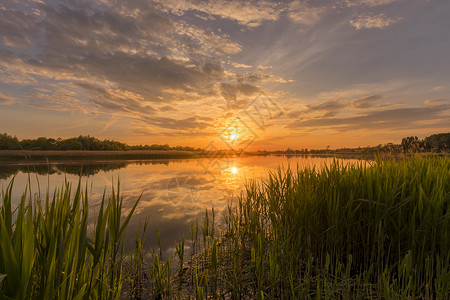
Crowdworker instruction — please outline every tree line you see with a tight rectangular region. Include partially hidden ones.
[277,133,449,155]
[0,132,448,153]
[401,133,450,153]
[0,133,200,151]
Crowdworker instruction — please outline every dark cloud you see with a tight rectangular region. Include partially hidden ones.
[0,0,246,133]
[76,54,225,100]
[220,82,260,109]
[0,7,38,48]
[285,100,343,118]
[288,100,347,118]
[139,115,213,131]
[288,104,450,131]
[79,83,214,131]
[305,100,347,112]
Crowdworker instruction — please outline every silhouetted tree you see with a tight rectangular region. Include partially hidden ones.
[0,133,21,150]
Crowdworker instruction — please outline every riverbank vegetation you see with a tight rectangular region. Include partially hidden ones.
[260,133,450,156]
[153,155,450,299]
[0,133,200,152]
[0,149,198,163]
[1,132,448,155]
[0,180,141,299]
[1,155,449,299]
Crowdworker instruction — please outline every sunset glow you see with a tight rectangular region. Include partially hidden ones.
[0,0,449,149]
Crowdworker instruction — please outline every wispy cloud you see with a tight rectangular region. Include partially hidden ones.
[154,0,282,28]
[343,0,402,7]
[220,82,261,109]
[288,1,328,25]
[352,95,382,109]
[350,14,402,29]
[288,103,450,131]
[0,92,15,105]
[0,0,291,136]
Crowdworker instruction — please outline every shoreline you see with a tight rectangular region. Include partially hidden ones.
[0,149,199,163]
[0,149,446,165]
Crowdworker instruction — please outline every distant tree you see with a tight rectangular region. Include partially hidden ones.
[58,138,83,150]
[401,136,419,152]
[424,133,450,152]
[0,133,21,150]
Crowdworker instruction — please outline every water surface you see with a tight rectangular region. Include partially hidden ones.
[0,155,365,255]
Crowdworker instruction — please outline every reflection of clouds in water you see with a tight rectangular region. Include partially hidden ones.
[0,156,367,256]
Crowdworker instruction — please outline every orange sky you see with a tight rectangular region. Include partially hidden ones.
[0,0,449,150]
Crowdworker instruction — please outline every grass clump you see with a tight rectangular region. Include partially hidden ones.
[0,179,141,300]
[174,156,449,299]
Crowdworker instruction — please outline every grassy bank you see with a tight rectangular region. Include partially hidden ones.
[165,155,449,299]
[1,156,449,299]
[0,150,199,163]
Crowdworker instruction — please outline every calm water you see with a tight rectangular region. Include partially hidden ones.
[0,155,365,255]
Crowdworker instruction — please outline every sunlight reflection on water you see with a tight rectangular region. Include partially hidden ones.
[0,155,367,255]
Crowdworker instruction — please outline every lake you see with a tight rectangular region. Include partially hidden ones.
[0,155,366,256]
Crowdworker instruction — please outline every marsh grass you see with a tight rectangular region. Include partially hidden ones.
[1,155,449,299]
[0,179,141,300]
[168,155,449,299]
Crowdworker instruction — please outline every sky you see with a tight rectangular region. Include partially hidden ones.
[0,0,449,150]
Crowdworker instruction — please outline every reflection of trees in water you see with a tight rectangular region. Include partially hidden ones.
[0,166,20,180]
[0,164,57,180]
[0,160,173,179]
[56,163,128,176]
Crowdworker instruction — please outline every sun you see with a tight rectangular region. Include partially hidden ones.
[231,167,238,174]
[231,133,238,140]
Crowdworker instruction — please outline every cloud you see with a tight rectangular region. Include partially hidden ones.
[432,86,444,91]
[288,1,328,25]
[0,6,39,49]
[294,100,347,118]
[288,104,450,131]
[154,0,283,28]
[220,82,261,109]
[76,81,215,131]
[2,35,32,48]
[350,14,402,29]
[139,115,214,131]
[0,92,15,105]
[352,95,382,109]
[343,0,401,7]
[0,0,274,134]
[231,62,253,69]
[237,73,294,83]
[257,65,272,70]
[175,23,242,55]
[424,99,449,106]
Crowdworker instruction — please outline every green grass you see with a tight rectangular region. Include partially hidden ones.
[1,155,449,299]
[170,155,449,299]
[0,179,141,300]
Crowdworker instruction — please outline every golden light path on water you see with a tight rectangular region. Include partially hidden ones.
[0,156,368,254]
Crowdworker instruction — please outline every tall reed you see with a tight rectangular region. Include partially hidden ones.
[0,179,141,300]
[176,155,450,299]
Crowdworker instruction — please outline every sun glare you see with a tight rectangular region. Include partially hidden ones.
[231,167,238,174]
[231,133,238,140]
